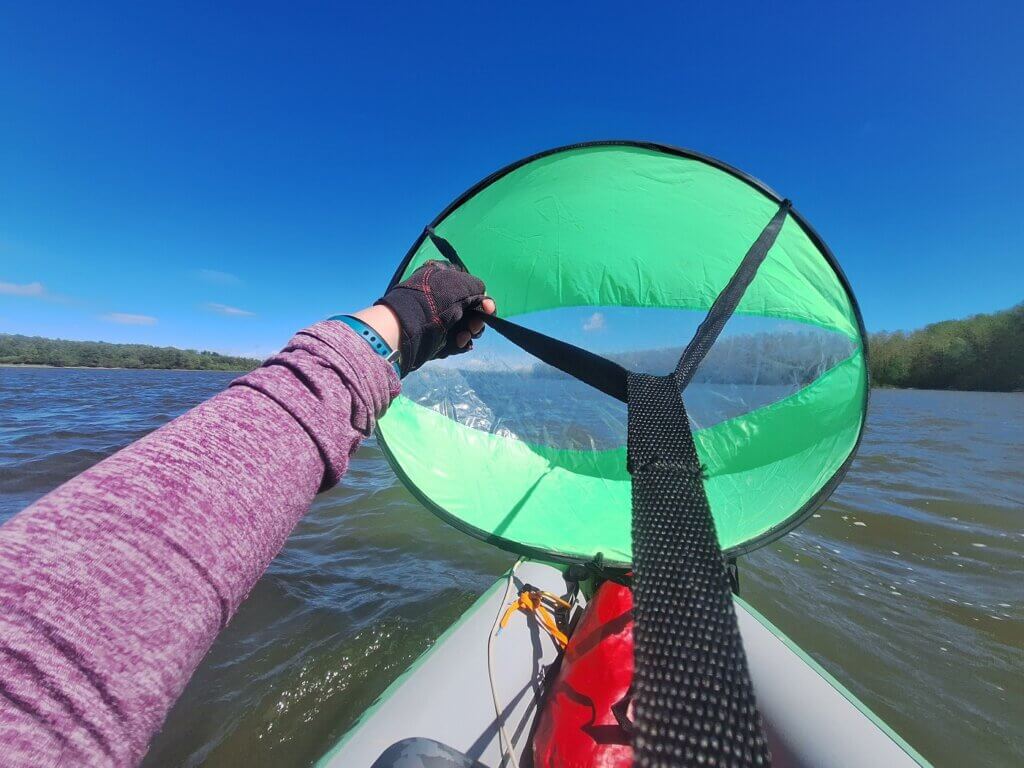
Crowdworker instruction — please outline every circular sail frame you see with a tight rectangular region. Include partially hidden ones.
[377,140,869,565]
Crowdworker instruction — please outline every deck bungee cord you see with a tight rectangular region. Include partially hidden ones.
[374,142,870,767]
[488,557,526,768]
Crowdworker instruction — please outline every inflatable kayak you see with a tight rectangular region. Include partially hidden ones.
[317,561,930,768]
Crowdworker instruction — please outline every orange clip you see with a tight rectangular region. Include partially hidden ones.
[500,588,572,649]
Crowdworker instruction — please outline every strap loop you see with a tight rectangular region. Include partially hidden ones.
[424,228,469,272]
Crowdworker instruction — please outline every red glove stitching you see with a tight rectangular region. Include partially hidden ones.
[420,263,441,325]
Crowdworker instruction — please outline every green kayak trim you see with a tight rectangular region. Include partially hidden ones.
[318,567,932,768]
[314,576,509,768]
[735,596,934,768]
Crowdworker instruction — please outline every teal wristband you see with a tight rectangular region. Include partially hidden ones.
[330,315,401,376]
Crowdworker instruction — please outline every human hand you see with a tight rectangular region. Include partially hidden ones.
[373,260,496,376]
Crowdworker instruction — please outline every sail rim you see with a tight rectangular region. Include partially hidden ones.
[378,140,870,561]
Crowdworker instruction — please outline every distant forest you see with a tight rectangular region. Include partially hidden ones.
[611,331,854,386]
[3,303,1020,387]
[522,304,1023,392]
[869,303,1023,391]
[0,334,261,371]
[524,330,854,386]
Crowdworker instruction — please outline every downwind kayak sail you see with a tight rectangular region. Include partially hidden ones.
[377,141,868,566]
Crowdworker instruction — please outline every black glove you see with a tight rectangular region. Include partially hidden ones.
[376,260,487,377]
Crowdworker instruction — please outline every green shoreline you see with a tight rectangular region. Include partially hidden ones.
[0,363,253,372]
[869,303,1021,392]
[3,302,1020,385]
[0,333,261,372]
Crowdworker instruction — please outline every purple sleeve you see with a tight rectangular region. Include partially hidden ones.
[0,321,401,767]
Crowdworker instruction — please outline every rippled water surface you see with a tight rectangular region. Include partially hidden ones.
[0,368,1020,767]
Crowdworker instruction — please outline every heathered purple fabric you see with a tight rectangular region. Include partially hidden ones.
[0,321,400,767]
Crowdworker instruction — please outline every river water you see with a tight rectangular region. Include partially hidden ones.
[0,367,1020,767]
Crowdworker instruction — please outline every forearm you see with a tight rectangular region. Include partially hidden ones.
[0,321,399,766]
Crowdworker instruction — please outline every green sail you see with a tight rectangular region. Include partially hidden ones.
[378,142,867,564]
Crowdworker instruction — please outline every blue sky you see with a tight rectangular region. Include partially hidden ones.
[2,2,1021,358]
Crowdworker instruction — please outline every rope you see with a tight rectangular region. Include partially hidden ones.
[487,558,524,768]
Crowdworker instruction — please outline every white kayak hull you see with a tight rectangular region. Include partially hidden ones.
[318,561,930,768]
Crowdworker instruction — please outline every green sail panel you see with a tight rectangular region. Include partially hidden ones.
[403,146,860,340]
[378,142,868,562]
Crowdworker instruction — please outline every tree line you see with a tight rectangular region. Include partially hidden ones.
[0,334,261,371]
[868,303,1022,391]
[498,303,1023,393]
[3,303,1020,387]
[526,330,854,386]
[610,331,853,386]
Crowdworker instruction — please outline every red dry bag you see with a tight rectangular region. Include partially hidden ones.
[533,581,634,768]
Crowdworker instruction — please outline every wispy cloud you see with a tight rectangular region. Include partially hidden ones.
[103,313,158,326]
[582,312,606,332]
[0,280,46,297]
[196,269,242,285]
[206,302,255,317]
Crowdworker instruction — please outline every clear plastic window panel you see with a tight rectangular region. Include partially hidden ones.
[401,307,856,451]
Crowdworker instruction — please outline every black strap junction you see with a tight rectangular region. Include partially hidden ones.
[628,373,770,766]
[425,202,789,767]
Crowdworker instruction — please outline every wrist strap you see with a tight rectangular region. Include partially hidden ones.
[329,315,401,376]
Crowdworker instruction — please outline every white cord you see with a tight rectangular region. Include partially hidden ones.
[487,557,524,768]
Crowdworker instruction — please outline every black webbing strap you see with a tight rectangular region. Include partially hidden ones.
[478,314,629,403]
[425,227,469,272]
[674,201,791,387]
[422,202,791,767]
[628,373,770,766]
[428,228,630,402]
